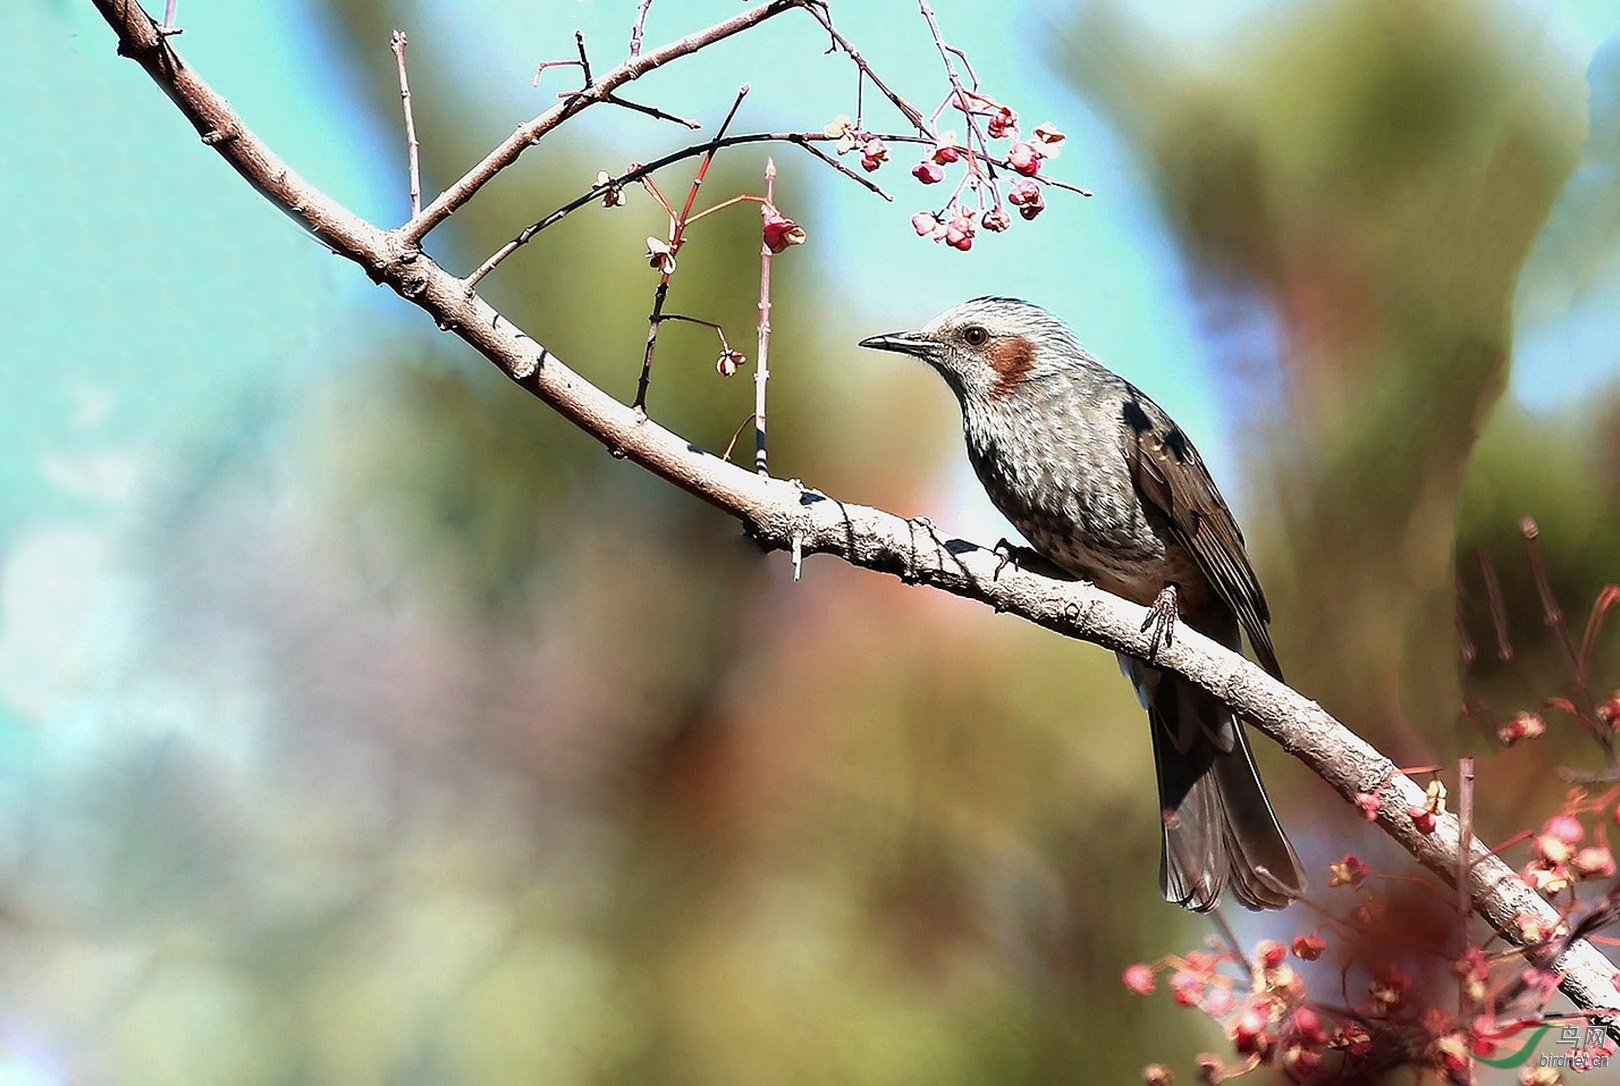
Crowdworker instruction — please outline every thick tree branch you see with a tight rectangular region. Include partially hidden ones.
[87,0,1620,1039]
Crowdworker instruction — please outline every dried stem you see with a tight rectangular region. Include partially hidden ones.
[1457,755,1475,1013]
[1480,547,1512,662]
[801,3,927,133]
[755,159,776,477]
[629,0,655,58]
[403,0,808,246]
[631,86,751,412]
[390,30,422,219]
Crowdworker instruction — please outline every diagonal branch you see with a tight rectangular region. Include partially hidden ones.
[87,0,1620,1042]
[400,0,809,244]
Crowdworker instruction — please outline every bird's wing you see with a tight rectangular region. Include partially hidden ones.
[1118,385,1283,680]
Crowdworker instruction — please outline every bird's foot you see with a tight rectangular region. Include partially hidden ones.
[992,537,1043,580]
[1141,583,1179,659]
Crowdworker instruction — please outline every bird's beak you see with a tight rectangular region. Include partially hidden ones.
[858,330,939,361]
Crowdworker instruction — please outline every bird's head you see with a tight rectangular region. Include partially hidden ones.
[858,296,1081,405]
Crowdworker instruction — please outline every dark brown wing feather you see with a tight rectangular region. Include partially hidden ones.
[1119,386,1282,680]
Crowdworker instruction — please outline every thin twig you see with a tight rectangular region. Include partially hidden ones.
[800,3,927,133]
[404,0,808,245]
[574,30,593,85]
[721,414,757,464]
[917,2,995,187]
[390,31,421,219]
[755,159,776,477]
[461,130,896,291]
[1457,755,1475,1014]
[162,0,176,29]
[1480,547,1512,662]
[629,0,655,58]
[631,86,751,412]
[1524,518,1578,670]
[604,96,700,128]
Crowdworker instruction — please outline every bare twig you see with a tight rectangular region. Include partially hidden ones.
[390,31,421,219]
[800,3,927,133]
[632,86,751,412]
[1457,755,1475,1013]
[87,0,1620,1043]
[755,159,776,476]
[574,30,593,86]
[1480,547,1512,662]
[629,0,655,58]
[403,0,809,246]
[604,96,700,128]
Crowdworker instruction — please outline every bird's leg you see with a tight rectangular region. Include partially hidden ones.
[992,537,1044,580]
[1141,583,1179,658]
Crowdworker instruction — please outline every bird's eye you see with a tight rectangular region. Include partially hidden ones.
[962,325,989,347]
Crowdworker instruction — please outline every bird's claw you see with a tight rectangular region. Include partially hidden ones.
[992,537,1039,580]
[1141,583,1179,659]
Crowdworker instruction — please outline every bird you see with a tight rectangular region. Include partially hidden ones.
[859,296,1304,911]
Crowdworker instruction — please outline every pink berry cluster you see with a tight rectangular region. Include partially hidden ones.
[1124,838,1620,1084]
[824,91,1067,253]
[1522,802,1618,899]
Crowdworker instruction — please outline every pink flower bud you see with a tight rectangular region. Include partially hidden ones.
[1122,963,1155,995]
[1546,814,1585,845]
[912,160,946,185]
[860,138,889,172]
[1256,940,1287,970]
[1231,1004,1272,1056]
[1291,933,1327,961]
[1408,804,1437,834]
[944,210,976,251]
[1574,846,1616,879]
[910,211,941,237]
[716,350,745,377]
[1007,179,1045,220]
[761,211,806,254]
[1007,141,1041,176]
[1354,791,1381,820]
[987,105,1017,139]
[645,236,676,274]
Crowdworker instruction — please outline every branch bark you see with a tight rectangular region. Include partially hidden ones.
[88,0,1620,1039]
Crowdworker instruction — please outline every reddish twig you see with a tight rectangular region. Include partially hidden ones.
[403,0,808,246]
[1480,547,1512,662]
[390,31,421,219]
[633,87,751,412]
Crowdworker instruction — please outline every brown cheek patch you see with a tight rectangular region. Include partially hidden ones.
[987,335,1036,396]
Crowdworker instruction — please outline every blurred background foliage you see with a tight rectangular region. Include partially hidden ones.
[6,0,1620,1082]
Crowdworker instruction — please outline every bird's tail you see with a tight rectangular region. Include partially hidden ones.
[1123,657,1305,911]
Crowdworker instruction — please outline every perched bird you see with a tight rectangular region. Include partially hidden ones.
[860,297,1304,911]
